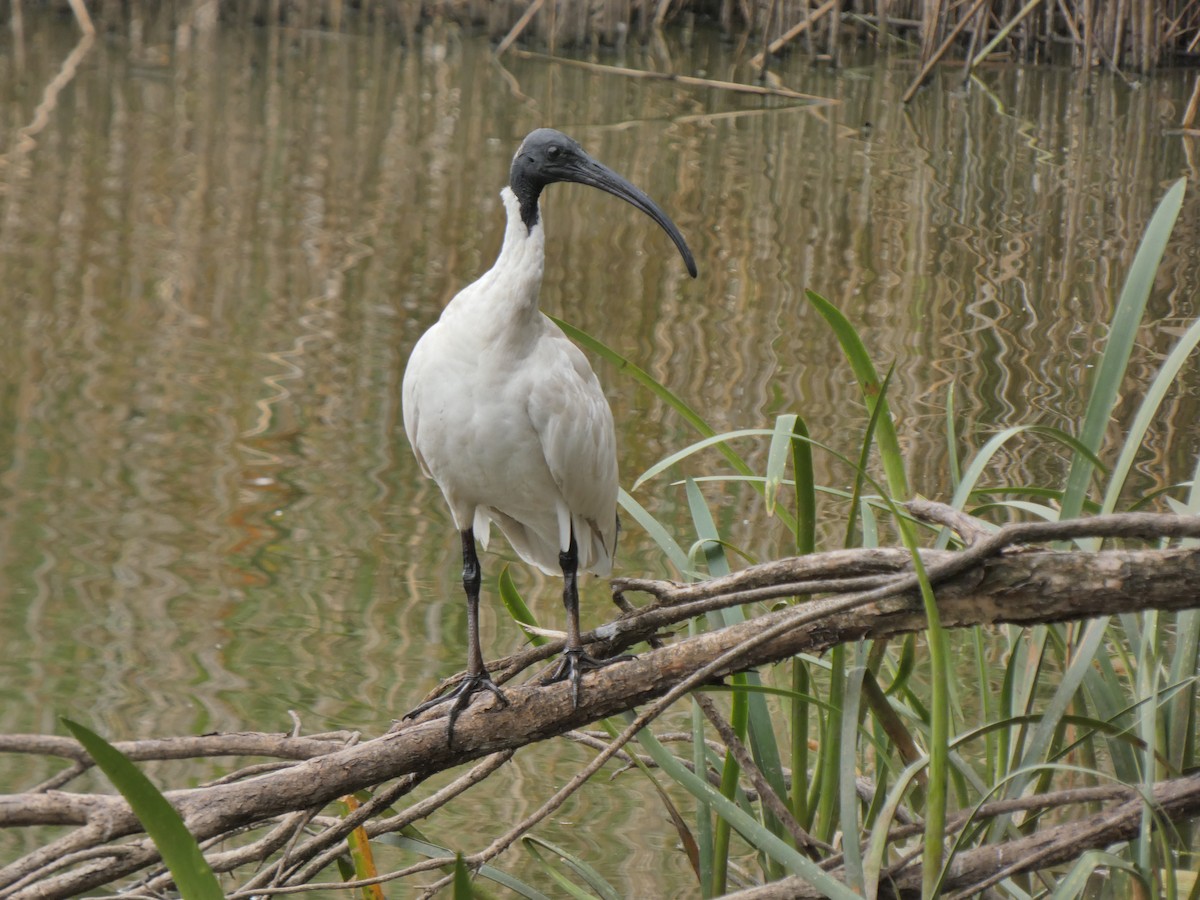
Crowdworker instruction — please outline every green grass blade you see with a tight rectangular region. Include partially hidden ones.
[685,479,788,874]
[859,498,880,546]
[813,642,846,845]
[632,429,773,492]
[686,477,732,580]
[970,499,1059,521]
[556,316,807,528]
[789,415,816,831]
[710,685,747,896]
[684,476,739,895]
[765,414,798,517]
[791,416,816,555]
[1049,851,1145,899]
[801,300,948,876]
[552,315,717,441]
[617,488,691,576]
[839,655,869,893]
[498,565,547,647]
[941,425,1106,547]
[805,290,909,500]
[586,719,704,886]
[632,723,860,899]
[844,365,896,546]
[690,698,714,894]
[377,833,551,899]
[1061,178,1186,521]
[1011,619,1110,797]
[892,519,951,899]
[1080,654,1142,784]
[1101,312,1200,514]
[522,837,621,900]
[62,718,223,900]
[863,757,928,900]
[1165,459,1200,773]
[790,660,812,829]
[453,852,474,900]
[945,383,961,492]
[945,427,1104,511]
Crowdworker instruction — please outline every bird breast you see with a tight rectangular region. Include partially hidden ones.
[402,305,619,576]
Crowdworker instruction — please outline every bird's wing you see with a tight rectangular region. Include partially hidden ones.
[400,326,435,479]
[525,318,619,571]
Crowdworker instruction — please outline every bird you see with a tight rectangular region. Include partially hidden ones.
[401,128,697,739]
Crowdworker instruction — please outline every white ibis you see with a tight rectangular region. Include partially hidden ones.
[401,128,696,738]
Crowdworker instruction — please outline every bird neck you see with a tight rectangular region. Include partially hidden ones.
[489,187,546,312]
[510,169,543,231]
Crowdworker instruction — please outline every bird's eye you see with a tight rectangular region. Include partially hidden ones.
[546,145,560,159]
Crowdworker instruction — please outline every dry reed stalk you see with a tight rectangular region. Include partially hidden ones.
[16,2,1200,75]
[66,0,95,34]
[496,0,545,56]
[512,48,837,102]
[901,0,989,102]
[1183,74,1200,129]
[749,0,838,68]
[969,0,1048,70]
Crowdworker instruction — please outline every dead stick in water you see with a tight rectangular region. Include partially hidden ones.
[496,0,546,58]
[969,0,1047,70]
[513,49,837,103]
[749,0,838,69]
[66,0,95,35]
[1183,73,1200,130]
[902,0,988,102]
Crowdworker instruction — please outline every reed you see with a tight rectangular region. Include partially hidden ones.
[566,177,1198,899]
[30,0,1200,73]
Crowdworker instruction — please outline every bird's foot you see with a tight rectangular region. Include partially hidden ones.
[403,672,510,746]
[540,648,633,708]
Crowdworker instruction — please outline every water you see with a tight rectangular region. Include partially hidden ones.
[1,16,1198,893]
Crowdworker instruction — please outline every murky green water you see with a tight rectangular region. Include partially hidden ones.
[2,15,1198,893]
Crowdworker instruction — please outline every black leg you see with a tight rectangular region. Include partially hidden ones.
[541,531,631,706]
[404,528,509,744]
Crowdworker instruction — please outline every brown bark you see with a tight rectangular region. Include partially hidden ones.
[726,773,1200,899]
[2,511,1198,897]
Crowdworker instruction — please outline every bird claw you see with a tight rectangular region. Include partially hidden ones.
[403,672,510,747]
[540,648,633,708]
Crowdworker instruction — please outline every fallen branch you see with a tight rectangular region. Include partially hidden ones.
[902,0,990,101]
[749,0,839,69]
[727,772,1200,899]
[511,48,837,103]
[495,0,545,57]
[2,509,1198,896]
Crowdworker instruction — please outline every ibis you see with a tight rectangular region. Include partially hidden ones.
[401,128,696,738]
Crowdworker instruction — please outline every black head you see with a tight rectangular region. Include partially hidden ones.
[509,128,697,278]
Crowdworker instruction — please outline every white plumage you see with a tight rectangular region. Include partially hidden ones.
[401,128,696,740]
[403,187,618,577]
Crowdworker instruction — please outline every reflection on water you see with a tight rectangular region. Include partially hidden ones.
[2,16,1199,890]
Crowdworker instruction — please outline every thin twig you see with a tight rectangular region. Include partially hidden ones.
[412,564,949,898]
[693,693,830,855]
[65,0,94,35]
[512,49,836,103]
[902,0,990,101]
[496,0,545,57]
[749,0,839,68]
[902,497,996,545]
[1183,73,1200,129]
[287,753,512,886]
[4,512,1198,895]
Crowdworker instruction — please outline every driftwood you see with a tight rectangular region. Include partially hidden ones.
[1,506,1198,897]
[728,773,1200,899]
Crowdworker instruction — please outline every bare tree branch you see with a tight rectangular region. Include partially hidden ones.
[1,510,1198,896]
[726,773,1200,899]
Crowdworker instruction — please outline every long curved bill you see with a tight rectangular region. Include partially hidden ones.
[564,156,698,279]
